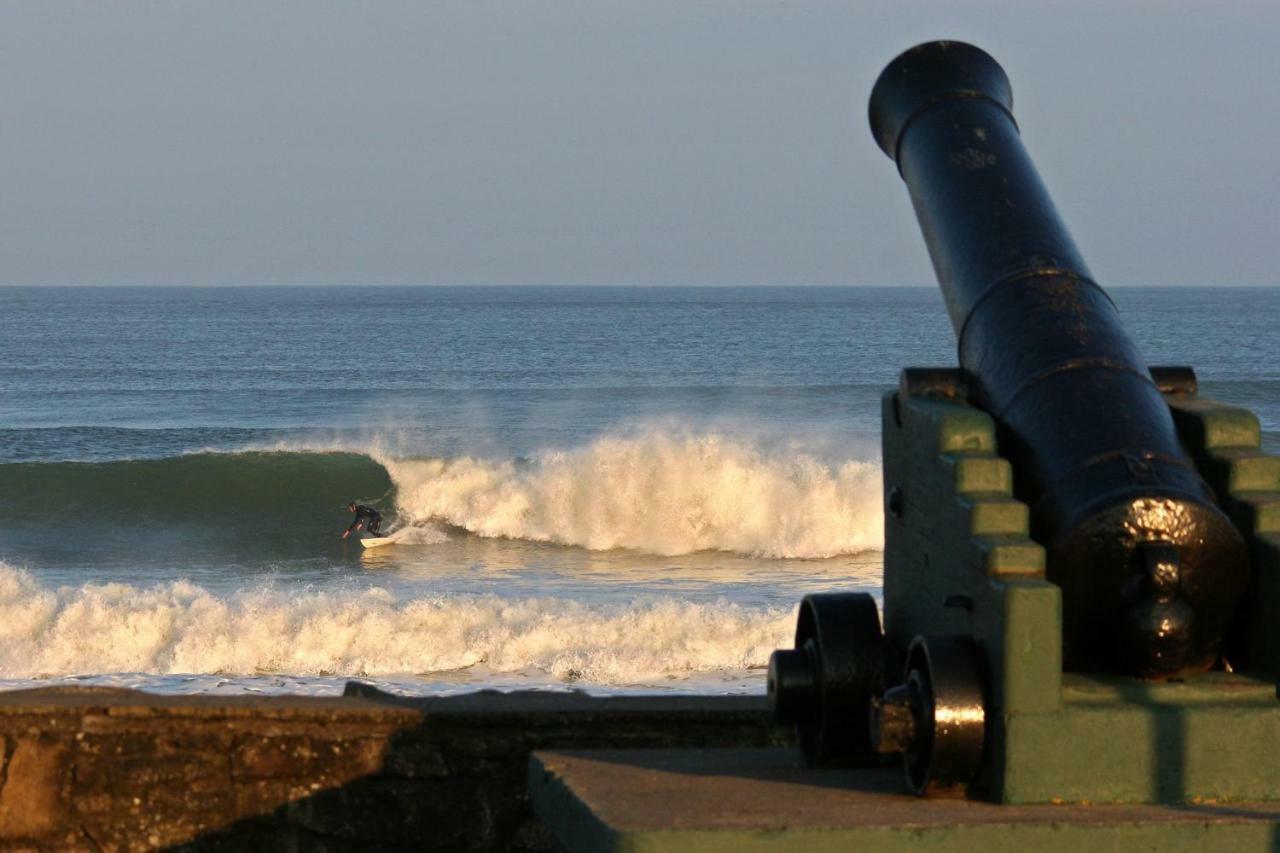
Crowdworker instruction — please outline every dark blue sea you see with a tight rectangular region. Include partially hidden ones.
[0,286,1275,694]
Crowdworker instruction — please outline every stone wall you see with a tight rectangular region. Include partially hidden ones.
[0,684,788,851]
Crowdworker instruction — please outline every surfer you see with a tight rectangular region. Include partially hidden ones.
[343,502,382,539]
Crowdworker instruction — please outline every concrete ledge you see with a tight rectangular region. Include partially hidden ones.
[0,685,786,851]
[529,748,1280,852]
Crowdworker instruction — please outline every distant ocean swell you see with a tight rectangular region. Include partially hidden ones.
[0,564,793,683]
[0,428,884,559]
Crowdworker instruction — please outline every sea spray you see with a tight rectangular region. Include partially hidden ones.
[0,429,883,559]
[0,564,794,683]
[385,428,883,558]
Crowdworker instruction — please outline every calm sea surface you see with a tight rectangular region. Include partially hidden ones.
[0,286,1276,695]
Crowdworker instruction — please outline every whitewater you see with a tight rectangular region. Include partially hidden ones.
[5,285,1273,695]
[0,425,886,694]
[385,428,883,558]
[0,563,795,685]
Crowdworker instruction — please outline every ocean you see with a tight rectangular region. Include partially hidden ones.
[1,285,1276,696]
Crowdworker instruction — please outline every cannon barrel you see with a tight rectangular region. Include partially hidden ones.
[868,41,1248,677]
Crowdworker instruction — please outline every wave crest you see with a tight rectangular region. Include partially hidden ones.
[0,427,884,559]
[384,430,882,558]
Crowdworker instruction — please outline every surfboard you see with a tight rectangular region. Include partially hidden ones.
[358,534,397,549]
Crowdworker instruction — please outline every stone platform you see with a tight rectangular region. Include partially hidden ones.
[529,748,1280,852]
[0,685,786,851]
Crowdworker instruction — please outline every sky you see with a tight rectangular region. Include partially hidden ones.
[1,1,1277,286]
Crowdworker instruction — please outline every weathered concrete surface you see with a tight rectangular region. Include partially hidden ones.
[530,748,1280,852]
[0,684,787,851]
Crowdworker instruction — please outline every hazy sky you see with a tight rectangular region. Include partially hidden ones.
[2,1,1277,286]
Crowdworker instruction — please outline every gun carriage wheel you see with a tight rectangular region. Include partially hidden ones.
[768,592,884,765]
[872,635,986,796]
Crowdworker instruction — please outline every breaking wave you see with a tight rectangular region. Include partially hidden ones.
[0,565,793,683]
[0,428,883,559]
[386,430,882,558]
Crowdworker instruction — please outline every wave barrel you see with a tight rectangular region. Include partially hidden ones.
[868,41,1248,676]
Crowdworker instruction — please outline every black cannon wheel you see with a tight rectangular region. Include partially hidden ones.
[768,592,885,766]
[901,634,986,796]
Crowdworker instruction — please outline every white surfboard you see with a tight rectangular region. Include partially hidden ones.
[358,533,397,549]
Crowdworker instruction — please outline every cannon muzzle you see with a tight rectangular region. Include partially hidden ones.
[868,41,1248,677]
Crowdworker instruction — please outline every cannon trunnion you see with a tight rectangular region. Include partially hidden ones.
[769,42,1280,803]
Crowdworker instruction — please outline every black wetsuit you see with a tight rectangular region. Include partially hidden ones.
[348,505,382,535]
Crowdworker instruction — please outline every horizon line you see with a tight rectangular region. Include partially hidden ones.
[2,282,1278,289]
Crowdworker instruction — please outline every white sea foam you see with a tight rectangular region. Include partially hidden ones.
[383,429,883,558]
[218,424,885,558]
[379,523,451,546]
[0,565,793,683]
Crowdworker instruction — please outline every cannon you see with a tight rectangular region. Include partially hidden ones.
[865,42,1249,679]
[769,42,1280,803]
